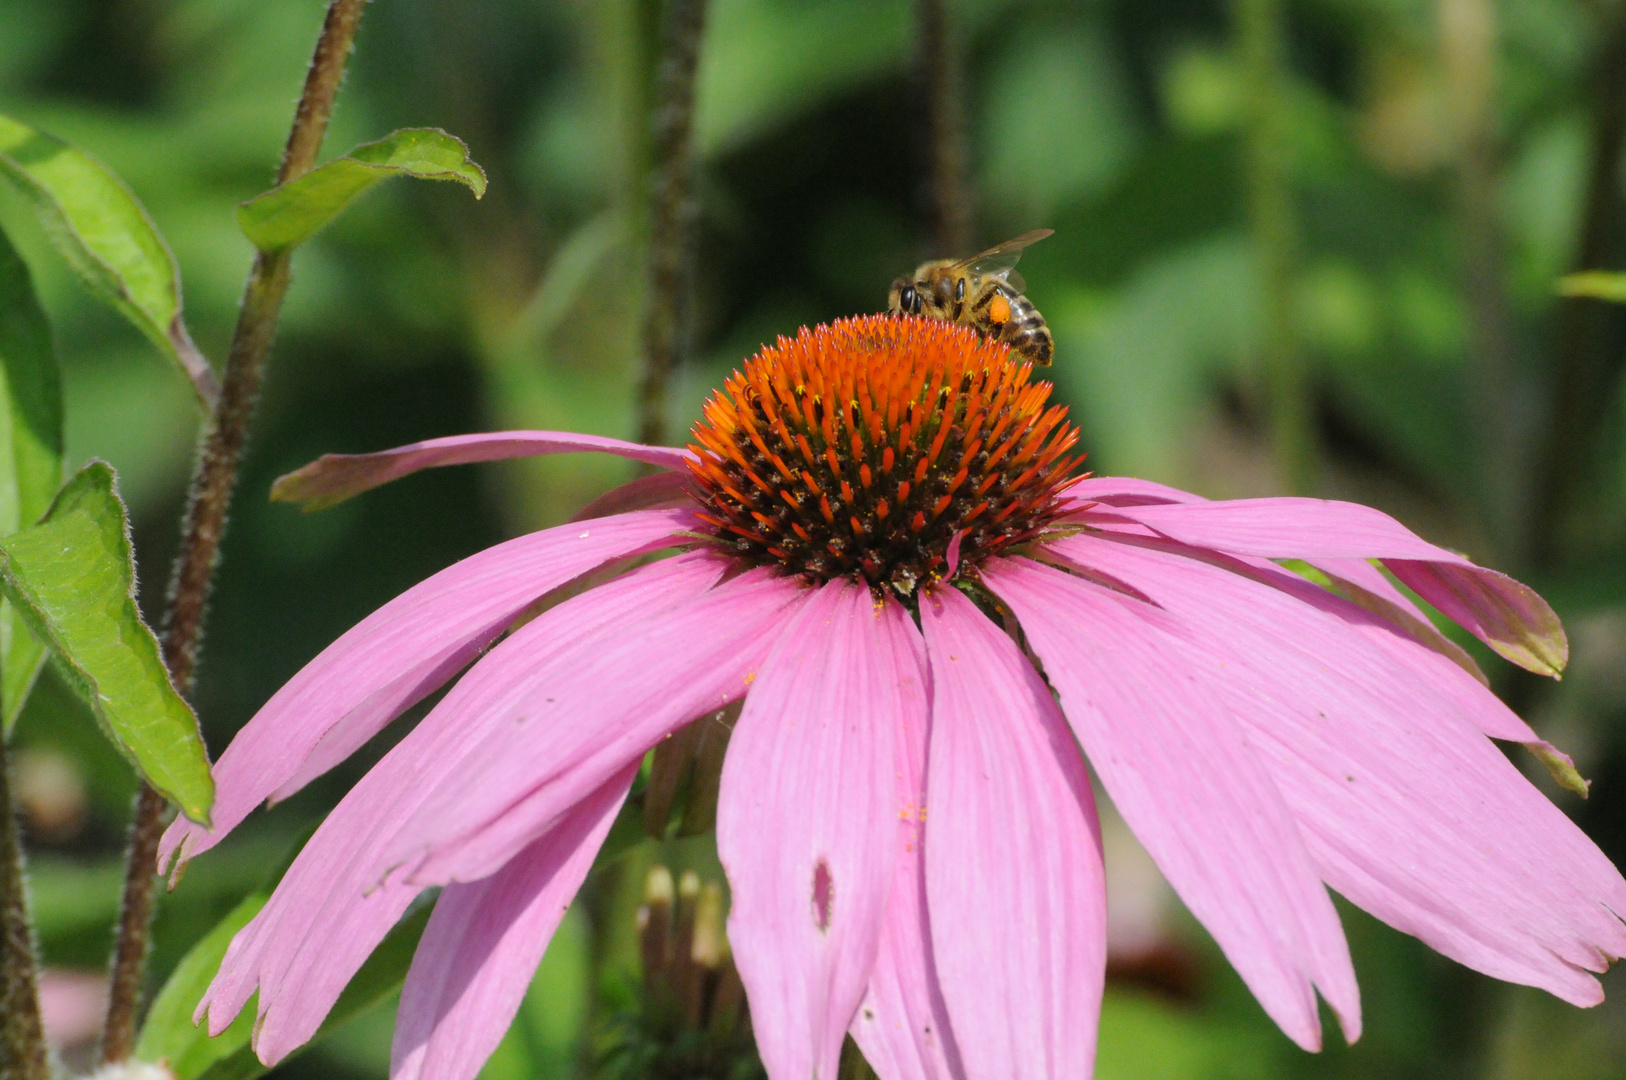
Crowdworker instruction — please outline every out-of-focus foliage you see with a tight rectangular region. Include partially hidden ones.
[0,110,214,404]
[0,221,59,728]
[5,0,1626,1076]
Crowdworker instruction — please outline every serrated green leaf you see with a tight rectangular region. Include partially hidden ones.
[0,462,213,821]
[0,113,217,407]
[1557,271,1626,302]
[0,223,61,735]
[136,893,265,1078]
[237,128,486,253]
[171,904,432,1080]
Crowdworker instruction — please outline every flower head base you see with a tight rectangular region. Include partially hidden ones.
[687,315,1081,593]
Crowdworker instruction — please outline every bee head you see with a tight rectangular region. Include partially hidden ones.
[888,277,922,315]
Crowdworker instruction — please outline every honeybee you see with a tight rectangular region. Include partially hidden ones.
[887,228,1055,365]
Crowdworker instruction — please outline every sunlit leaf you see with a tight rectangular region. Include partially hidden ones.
[1556,270,1626,302]
[237,128,486,253]
[0,223,61,734]
[0,112,217,407]
[0,462,212,821]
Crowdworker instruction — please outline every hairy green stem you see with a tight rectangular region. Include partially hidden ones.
[635,0,708,450]
[1238,0,1314,494]
[916,0,972,257]
[99,0,368,1062]
[1,735,49,1080]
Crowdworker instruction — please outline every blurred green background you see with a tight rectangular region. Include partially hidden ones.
[3,0,1626,1077]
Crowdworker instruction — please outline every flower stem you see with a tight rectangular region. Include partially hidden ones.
[916,0,972,257]
[98,0,369,1062]
[0,735,49,1080]
[1528,9,1626,570]
[1237,0,1315,495]
[636,0,709,450]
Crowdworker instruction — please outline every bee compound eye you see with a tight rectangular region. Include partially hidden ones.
[899,285,918,313]
[955,277,966,303]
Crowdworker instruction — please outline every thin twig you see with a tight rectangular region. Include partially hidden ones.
[99,0,369,1062]
[1238,0,1314,494]
[1528,8,1626,569]
[916,0,972,257]
[1,736,49,1080]
[635,0,709,450]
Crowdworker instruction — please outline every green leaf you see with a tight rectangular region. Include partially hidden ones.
[0,113,217,408]
[0,223,62,735]
[136,893,266,1078]
[1557,271,1626,302]
[0,462,213,821]
[163,903,432,1080]
[237,128,486,253]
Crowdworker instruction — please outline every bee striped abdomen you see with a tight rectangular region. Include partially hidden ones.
[997,295,1053,365]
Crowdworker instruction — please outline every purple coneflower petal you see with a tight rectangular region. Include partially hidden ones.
[1305,557,1487,685]
[269,430,692,511]
[375,566,803,888]
[159,508,700,873]
[570,469,692,521]
[199,553,730,1061]
[1058,475,1202,510]
[718,582,924,1080]
[1105,496,1567,676]
[1050,534,1626,1003]
[983,557,1358,1051]
[918,586,1106,1080]
[390,763,636,1080]
[848,614,963,1080]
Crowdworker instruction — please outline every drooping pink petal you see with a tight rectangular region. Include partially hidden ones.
[1386,559,1567,676]
[918,586,1106,1080]
[159,508,700,874]
[1104,496,1567,676]
[1058,475,1204,510]
[390,763,636,1080]
[848,611,963,1080]
[1258,557,1585,793]
[1047,533,1626,1003]
[373,568,805,888]
[199,553,734,1063]
[570,469,692,521]
[717,582,925,1080]
[270,430,693,511]
[1306,557,1487,686]
[982,557,1357,1050]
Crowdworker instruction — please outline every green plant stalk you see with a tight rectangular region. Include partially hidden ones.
[1440,0,1520,564]
[1528,9,1626,569]
[0,733,49,1080]
[635,0,708,450]
[916,0,972,257]
[1238,0,1314,495]
[99,0,369,1063]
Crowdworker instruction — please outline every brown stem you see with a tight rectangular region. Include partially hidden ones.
[99,0,368,1062]
[1238,0,1314,494]
[635,0,709,450]
[916,0,972,257]
[1528,8,1626,570]
[1,736,49,1080]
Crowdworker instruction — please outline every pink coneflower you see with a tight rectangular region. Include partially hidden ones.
[164,315,1624,1080]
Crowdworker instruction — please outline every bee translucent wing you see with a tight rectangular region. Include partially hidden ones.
[951,228,1054,282]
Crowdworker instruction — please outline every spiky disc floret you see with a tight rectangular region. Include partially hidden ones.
[686,314,1084,594]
